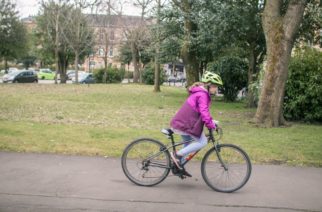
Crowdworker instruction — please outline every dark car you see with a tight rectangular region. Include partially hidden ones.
[72,73,95,84]
[2,70,38,83]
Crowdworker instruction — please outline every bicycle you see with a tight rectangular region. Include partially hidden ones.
[121,125,252,193]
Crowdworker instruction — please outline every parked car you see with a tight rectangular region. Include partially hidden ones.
[66,70,75,80]
[8,67,19,73]
[72,73,95,84]
[38,69,55,80]
[2,70,38,83]
[67,70,85,80]
[167,75,186,83]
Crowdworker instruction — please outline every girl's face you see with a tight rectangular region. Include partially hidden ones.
[209,84,218,95]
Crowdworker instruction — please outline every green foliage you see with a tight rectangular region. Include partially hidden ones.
[18,56,37,69]
[93,67,125,83]
[0,0,28,62]
[142,64,165,85]
[296,2,321,46]
[119,45,132,66]
[284,48,322,122]
[208,56,248,102]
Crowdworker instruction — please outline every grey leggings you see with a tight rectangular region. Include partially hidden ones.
[177,133,208,157]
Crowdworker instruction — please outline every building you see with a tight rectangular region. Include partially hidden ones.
[21,14,151,72]
[84,14,150,72]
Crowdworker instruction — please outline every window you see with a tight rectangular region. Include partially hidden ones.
[98,48,104,56]
[109,47,113,57]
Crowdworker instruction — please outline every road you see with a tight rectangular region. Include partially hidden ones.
[0,152,321,212]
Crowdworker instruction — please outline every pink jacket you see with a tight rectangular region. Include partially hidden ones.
[170,86,215,138]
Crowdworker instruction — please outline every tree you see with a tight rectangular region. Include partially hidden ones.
[19,56,37,69]
[225,0,266,107]
[39,0,71,84]
[194,0,266,106]
[158,3,182,79]
[0,0,28,71]
[255,0,309,127]
[208,56,248,101]
[119,43,132,82]
[130,0,153,83]
[61,3,94,83]
[92,0,120,83]
[171,0,199,86]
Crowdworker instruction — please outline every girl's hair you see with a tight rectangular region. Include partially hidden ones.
[187,82,205,91]
[191,82,204,87]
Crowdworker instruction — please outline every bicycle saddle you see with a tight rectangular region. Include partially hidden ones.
[161,128,174,136]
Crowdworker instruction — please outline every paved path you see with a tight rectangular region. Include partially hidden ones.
[0,152,321,212]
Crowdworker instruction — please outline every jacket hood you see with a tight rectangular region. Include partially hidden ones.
[189,86,208,94]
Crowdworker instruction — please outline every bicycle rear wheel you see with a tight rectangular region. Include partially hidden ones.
[121,138,171,186]
[201,144,252,193]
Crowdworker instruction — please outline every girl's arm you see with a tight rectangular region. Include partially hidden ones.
[198,94,216,129]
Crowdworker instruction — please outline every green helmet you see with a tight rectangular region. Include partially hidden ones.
[201,72,223,86]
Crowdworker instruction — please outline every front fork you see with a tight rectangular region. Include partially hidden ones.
[214,144,228,171]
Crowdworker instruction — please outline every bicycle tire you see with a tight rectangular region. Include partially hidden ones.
[121,138,171,186]
[201,144,252,193]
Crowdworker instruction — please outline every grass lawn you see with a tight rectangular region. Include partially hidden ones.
[0,83,321,167]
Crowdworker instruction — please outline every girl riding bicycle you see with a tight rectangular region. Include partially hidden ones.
[170,71,223,173]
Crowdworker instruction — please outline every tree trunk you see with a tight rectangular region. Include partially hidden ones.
[103,30,109,83]
[131,42,139,83]
[181,44,199,86]
[4,58,8,73]
[58,51,68,84]
[75,52,79,84]
[54,7,60,85]
[255,0,307,127]
[154,0,161,92]
[181,0,199,87]
[154,60,161,92]
[127,63,130,83]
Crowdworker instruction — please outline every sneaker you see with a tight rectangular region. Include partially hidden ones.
[182,169,192,177]
[170,152,183,170]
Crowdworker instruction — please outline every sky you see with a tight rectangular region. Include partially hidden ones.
[14,0,142,18]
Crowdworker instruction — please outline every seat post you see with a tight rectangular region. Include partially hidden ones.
[170,135,177,152]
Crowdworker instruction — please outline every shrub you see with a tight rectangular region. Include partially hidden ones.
[142,65,165,85]
[208,56,248,102]
[93,67,125,83]
[284,48,322,122]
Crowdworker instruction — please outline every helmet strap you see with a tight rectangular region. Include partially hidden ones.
[205,83,211,93]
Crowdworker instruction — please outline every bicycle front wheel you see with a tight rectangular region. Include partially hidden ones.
[121,138,171,186]
[201,144,252,193]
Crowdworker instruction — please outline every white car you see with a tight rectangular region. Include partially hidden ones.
[8,67,19,73]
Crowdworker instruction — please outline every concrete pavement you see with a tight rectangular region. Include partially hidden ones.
[0,152,321,212]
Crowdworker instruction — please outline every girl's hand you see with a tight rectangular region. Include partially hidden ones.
[213,120,220,129]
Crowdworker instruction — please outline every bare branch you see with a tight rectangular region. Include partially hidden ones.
[283,0,307,43]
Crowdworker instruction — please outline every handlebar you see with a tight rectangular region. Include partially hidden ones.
[206,126,223,142]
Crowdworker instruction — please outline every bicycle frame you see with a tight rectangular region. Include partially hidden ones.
[166,129,219,167]
[144,128,225,170]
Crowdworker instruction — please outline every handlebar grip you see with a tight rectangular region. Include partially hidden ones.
[208,128,214,139]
